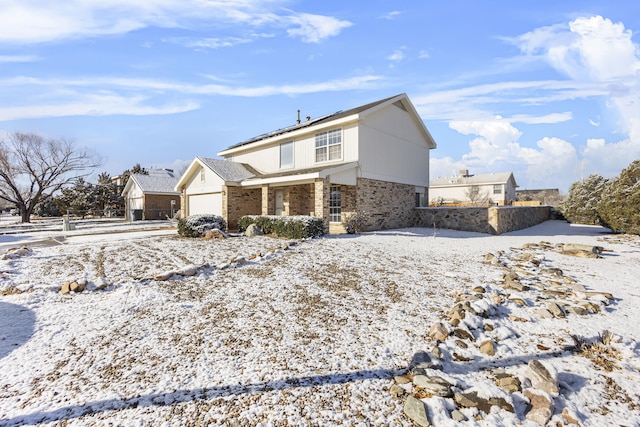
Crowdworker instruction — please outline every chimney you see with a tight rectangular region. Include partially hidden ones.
[297,109,301,124]
[459,169,469,177]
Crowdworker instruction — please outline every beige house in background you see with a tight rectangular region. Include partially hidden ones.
[175,93,437,233]
[429,170,518,206]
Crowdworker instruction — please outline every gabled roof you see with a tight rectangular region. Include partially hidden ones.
[197,157,259,182]
[431,172,517,187]
[218,93,436,156]
[123,169,180,195]
[174,156,259,190]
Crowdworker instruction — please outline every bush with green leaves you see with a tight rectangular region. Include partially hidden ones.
[178,214,226,237]
[561,174,610,225]
[238,215,324,239]
[597,160,640,234]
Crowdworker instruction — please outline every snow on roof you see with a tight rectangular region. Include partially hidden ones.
[430,172,516,187]
[198,157,258,182]
[131,170,180,194]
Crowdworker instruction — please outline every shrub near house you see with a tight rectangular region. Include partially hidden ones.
[178,215,227,237]
[238,215,324,239]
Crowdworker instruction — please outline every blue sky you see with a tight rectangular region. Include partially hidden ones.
[1,1,639,192]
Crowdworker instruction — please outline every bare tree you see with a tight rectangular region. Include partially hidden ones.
[0,132,101,223]
[465,185,491,206]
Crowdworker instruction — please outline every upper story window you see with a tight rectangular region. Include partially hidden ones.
[493,184,502,194]
[315,129,342,163]
[280,141,294,169]
[200,167,206,182]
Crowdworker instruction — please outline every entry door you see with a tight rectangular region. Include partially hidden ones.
[274,190,284,216]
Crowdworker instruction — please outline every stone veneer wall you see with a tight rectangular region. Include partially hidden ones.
[357,178,416,231]
[490,206,551,234]
[414,206,551,235]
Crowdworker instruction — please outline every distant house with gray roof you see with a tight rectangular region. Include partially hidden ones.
[122,169,181,220]
[175,93,437,232]
[429,170,518,206]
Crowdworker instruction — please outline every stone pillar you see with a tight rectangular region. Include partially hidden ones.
[261,185,270,215]
[222,185,229,223]
[314,177,330,233]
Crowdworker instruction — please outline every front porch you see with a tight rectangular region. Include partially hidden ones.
[223,178,358,234]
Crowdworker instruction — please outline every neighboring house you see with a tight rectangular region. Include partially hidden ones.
[429,170,518,206]
[516,188,563,206]
[122,169,181,220]
[176,93,437,233]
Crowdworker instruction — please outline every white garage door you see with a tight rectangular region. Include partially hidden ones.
[188,193,222,216]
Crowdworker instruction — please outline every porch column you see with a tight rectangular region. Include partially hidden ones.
[222,185,229,223]
[314,177,330,232]
[261,185,269,215]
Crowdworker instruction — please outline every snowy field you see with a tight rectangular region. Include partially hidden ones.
[0,219,639,426]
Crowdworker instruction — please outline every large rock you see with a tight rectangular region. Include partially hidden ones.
[203,228,228,239]
[524,389,554,425]
[154,270,175,281]
[454,391,514,413]
[408,351,442,372]
[245,223,263,237]
[428,322,449,341]
[176,264,198,276]
[525,360,559,396]
[404,395,431,427]
[412,375,453,397]
[480,339,495,356]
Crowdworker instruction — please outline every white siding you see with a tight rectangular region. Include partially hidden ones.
[184,165,225,196]
[188,193,222,216]
[430,184,507,204]
[357,104,430,186]
[228,123,359,173]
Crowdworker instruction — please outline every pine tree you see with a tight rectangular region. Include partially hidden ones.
[55,178,96,217]
[561,174,610,225]
[597,160,640,234]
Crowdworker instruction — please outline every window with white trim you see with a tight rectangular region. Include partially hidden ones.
[329,186,341,222]
[493,184,502,194]
[200,167,205,182]
[315,129,342,163]
[280,141,293,169]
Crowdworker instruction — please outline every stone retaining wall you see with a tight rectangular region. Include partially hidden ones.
[414,206,551,235]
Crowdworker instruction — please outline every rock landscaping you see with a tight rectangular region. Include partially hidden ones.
[393,240,626,425]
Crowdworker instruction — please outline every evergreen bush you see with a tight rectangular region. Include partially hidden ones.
[178,214,226,237]
[560,174,610,225]
[238,215,324,239]
[597,160,640,234]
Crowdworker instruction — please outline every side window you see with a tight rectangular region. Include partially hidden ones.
[315,129,342,163]
[200,167,205,183]
[280,141,294,169]
[329,186,341,222]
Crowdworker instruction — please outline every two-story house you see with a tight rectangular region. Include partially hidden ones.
[175,93,437,233]
[429,170,518,206]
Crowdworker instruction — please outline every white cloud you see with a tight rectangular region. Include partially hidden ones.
[380,11,402,20]
[168,36,254,49]
[418,50,430,59]
[0,94,199,121]
[0,1,351,45]
[285,12,352,43]
[424,15,640,190]
[446,117,580,189]
[0,74,383,120]
[386,48,405,63]
[0,54,39,63]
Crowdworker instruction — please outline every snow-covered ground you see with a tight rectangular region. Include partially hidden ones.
[0,220,638,426]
